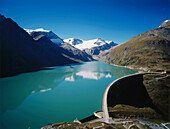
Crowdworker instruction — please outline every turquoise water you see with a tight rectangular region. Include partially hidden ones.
[0,61,138,129]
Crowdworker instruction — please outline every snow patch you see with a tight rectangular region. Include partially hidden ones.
[24,28,50,34]
[164,20,170,23]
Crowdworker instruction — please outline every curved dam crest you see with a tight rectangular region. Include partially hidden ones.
[102,73,154,122]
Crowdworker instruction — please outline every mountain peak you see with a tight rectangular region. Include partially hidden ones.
[164,20,170,23]
[24,28,64,44]
[159,20,170,28]
[64,37,117,51]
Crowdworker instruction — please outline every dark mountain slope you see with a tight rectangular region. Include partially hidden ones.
[59,43,94,62]
[25,29,94,62]
[0,14,78,77]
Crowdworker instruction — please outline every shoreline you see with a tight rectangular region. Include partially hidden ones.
[104,61,149,72]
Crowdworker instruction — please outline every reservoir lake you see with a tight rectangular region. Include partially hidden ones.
[0,61,138,129]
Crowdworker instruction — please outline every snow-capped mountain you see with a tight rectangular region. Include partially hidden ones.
[159,20,170,28]
[64,38,114,50]
[25,28,94,62]
[64,38,83,45]
[25,28,117,60]
[24,28,64,44]
[64,38,118,59]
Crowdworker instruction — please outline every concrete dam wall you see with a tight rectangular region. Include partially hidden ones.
[102,73,158,123]
[107,73,154,108]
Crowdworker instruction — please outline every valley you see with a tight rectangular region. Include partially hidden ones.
[0,14,169,129]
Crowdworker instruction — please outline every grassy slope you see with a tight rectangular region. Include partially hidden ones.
[108,104,160,119]
[105,28,170,71]
[49,121,150,129]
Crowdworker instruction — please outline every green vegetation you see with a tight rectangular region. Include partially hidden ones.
[108,72,170,121]
[43,121,151,129]
[108,104,160,119]
[105,25,170,121]
[105,27,170,71]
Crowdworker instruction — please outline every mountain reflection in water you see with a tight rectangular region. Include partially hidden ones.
[0,61,138,129]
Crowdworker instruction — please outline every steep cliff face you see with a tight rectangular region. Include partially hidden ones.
[0,15,78,77]
[106,20,170,71]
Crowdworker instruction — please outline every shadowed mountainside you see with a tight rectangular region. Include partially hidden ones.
[0,14,92,77]
[26,29,94,62]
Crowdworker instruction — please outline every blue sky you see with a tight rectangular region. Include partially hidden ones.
[1,0,169,43]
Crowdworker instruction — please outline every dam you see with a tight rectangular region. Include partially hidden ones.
[80,72,154,123]
[102,72,154,123]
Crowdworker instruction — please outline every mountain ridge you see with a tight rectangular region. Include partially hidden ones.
[0,14,92,77]
[24,28,64,44]
[64,37,118,59]
[25,28,94,62]
[105,20,170,71]
[25,28,117,60]
[64,37,116,50]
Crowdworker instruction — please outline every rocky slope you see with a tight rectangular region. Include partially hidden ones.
[105,20,170,71]
[58,43,94,62]
[0,14,91,77]
[159,20,170,28]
